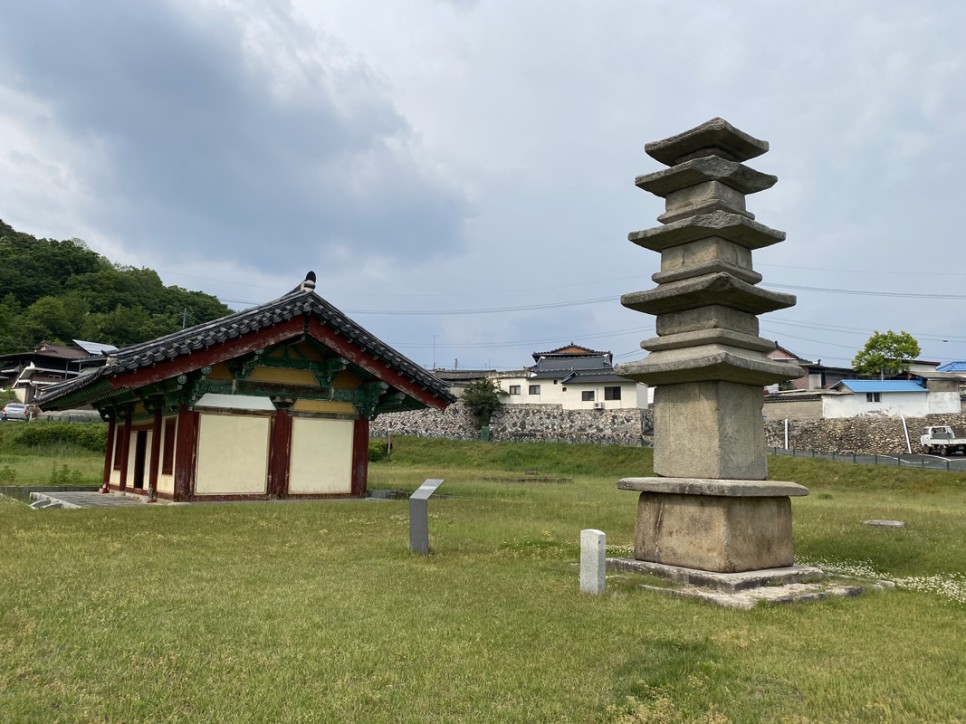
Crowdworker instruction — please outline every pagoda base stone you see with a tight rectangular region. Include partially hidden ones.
[618,477,809,573]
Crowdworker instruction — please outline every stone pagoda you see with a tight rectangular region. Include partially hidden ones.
[615,118,810,576]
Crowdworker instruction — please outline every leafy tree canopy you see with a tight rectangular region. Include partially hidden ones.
[852,330,921,379]
[0,219,232,354]
[461,379,504,428]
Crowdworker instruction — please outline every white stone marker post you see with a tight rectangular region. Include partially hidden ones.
[580,529,607,594]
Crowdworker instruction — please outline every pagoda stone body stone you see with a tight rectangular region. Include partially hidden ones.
[615,118,809,574]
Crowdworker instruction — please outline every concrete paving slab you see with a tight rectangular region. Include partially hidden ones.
[28,491,156,509]
[607,556,893,609]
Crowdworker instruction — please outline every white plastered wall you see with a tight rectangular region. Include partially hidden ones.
[822,393,929,419]
[157,418,175,495]
[108,426,122,485]
[288,417,354,494]
[195,413,270,495]
[927,391,962,415]
[496,376,646,410]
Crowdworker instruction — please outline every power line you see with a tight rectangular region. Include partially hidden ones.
[391,327,649,349]
[770,283,966,300]
[345,295,618,316]
[760,262,966,278]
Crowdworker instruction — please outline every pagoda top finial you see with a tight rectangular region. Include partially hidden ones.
[645,117,769,167]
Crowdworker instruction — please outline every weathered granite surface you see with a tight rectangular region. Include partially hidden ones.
[617,477,808,497]
[615,118,808,577]
[631,491,795,573]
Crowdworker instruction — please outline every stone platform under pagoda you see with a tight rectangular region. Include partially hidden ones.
[617,476,808,573]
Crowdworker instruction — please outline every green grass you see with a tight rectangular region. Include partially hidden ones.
[0,422,104,487]
[2,436,965,722]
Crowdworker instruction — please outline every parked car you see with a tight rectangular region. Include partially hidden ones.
[1,402,30,421]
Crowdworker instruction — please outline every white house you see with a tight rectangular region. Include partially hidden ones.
[823,379,960,418]
[494,344,648,410]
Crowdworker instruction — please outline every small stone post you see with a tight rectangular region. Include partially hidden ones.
[580,529,607,594]
[615,118,809,574]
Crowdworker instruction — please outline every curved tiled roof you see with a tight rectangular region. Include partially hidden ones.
[37,285,455,408]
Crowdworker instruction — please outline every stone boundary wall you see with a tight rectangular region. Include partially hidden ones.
[372,401,654,447]
[764,413,966,455]
[377,403,966,455]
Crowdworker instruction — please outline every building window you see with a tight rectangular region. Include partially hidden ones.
[509,385,521,395]
[582,391,595,402]
[866,392,881,403]
[604,386,621,401]
[161,418,176,475]
[529,385,540,395]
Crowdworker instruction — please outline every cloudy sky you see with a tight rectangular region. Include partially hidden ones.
[2,1,965,372]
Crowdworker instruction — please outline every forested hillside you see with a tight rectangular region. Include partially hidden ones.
[0,220,232,354]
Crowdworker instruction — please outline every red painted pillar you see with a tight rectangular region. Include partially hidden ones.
[173,405,198,502]
[148,409,162,501]
[351,415,369,497]
[118,414,133,490]
[268,409,293,498]
[102,418,116,491]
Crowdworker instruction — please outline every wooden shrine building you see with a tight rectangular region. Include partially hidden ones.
[36,273,455,502]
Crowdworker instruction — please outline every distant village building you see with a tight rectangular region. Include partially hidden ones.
[494,344,648,410]
[432,368,499,398]
[763,378,962,420]
[37,274,454,501]
[0,340,117,404]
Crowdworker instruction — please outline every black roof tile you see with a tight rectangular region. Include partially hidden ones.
[37,285,455,408]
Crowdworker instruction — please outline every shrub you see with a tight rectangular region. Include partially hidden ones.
[15,422,108,453]
[49,464,82,484]
[368,438,390,461]
[462,379,503,428]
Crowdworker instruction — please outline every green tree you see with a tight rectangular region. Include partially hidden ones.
[0,220,233,354]
[22,293,91,345]
[461,379,504,428]
[852,330,921,379]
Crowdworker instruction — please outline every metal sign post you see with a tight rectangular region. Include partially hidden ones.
[409,478,444,554]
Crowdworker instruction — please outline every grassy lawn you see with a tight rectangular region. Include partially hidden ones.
[0,422,104,488]
[1,436,965,722]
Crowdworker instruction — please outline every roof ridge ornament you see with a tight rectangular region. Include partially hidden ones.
[300,270,317,293]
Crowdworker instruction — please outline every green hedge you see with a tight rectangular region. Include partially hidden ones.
[15,421,108,452]
[368,438,390,461]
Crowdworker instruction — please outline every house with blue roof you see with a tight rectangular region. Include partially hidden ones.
[823,379,961,418]
[764,376,962,420]
[937,361,966,373]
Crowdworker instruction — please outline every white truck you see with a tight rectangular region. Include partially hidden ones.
[920,426,966,456]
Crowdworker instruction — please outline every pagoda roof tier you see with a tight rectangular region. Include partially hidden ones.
[635,156,777,198]
[621,273,796,316]
[615,345,804,386]
[640,328,779,355]
[652,259,762,286]
[645,117,769,166]
[628,210,785,252]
